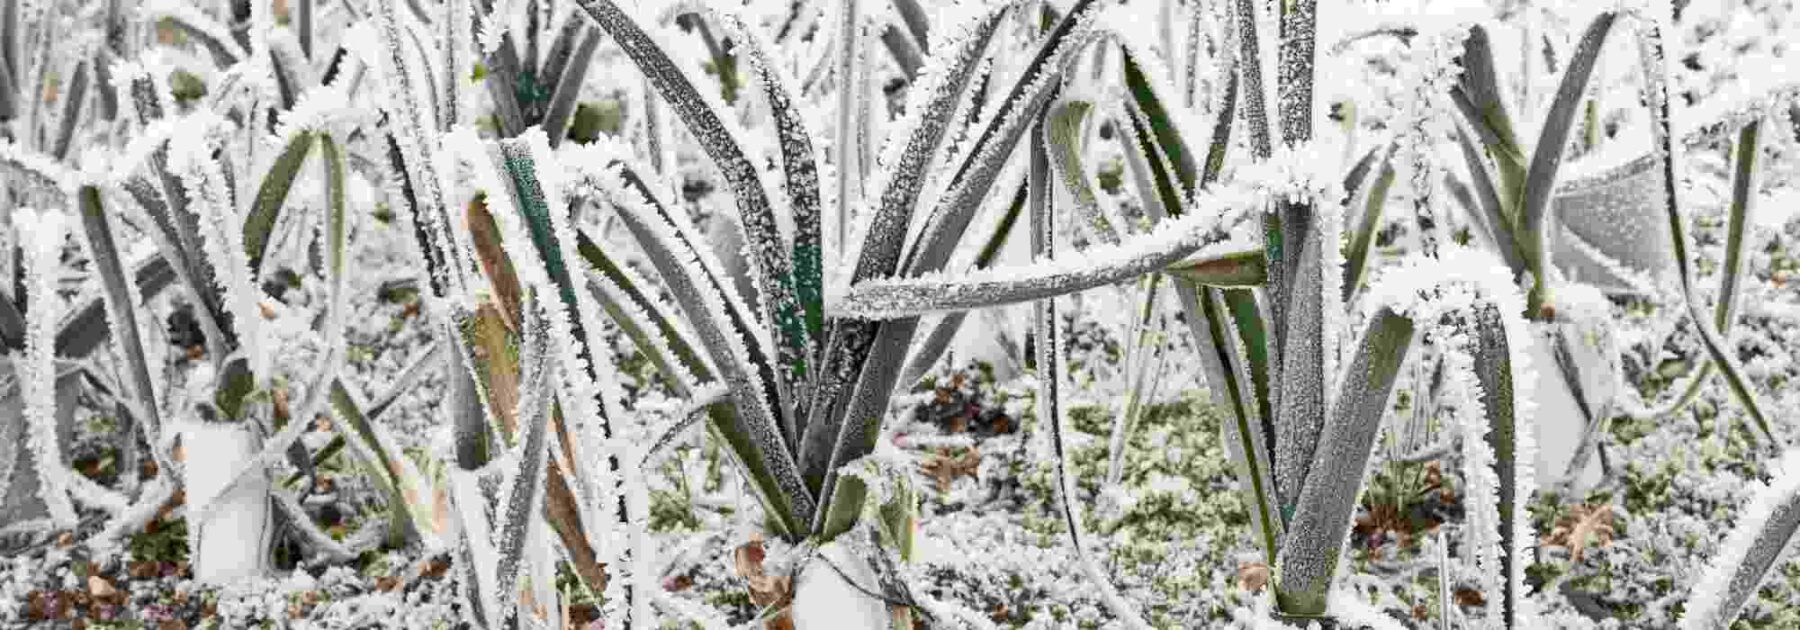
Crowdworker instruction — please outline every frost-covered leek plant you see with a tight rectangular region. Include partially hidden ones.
[345,0,1190,625]
[1438,6,1790,484]
[0,0,438,586]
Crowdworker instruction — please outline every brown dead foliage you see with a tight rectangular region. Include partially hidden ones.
[1542,503,1616,562]
[919,446,981,492]
[1236,561,1269,592]
[733,533,794,630]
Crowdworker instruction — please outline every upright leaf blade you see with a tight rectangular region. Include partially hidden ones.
[1274,308,1414,617]
[573,0,809,390]
[1718,120,1760,330]
[1634,16,1773,441]
[75,186,163,439]
[1343,158,1396,302]
[1519,12,1619,314]
[243,131,317,276]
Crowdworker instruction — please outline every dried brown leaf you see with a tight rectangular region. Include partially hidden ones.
[1542,502,1615,562]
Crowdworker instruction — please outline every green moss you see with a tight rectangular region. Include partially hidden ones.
[169,69,206,103]
[128,516,189,564]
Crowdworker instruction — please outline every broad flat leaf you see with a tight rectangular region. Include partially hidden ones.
[1275,0,1318,145]
[1275,308,1413,617]
[1466,301,1525,626]
[1231,0,1273,159]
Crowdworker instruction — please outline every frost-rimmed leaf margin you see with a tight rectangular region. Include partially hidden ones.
[809,0,1105,540]
[1681,449,1800,629]
[1629,9,1774,442]
[566,141,812,536]
[571,0,810,392]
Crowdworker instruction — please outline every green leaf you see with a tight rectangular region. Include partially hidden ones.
[796,0,1014,507]
[1123,50,1196,193]
[213,353,257,421]
[541,25,603,148]
[1636,19,1773,442]
[896,179,1027,390]
[1466,302,1524,626]
[50,59,88,160]
[1342,157,1396,302]
[1519,12,1619,315]
[1164,249,1269,287]
[574,0,808,392]
[243,131,317,276]
[1718,120,1760,330]
[1451,124,1523,275]
[576,230,712,391]
[75,185,162,439]
[1196,285,1281,564]
[597,159,811,537]
[1275,308,1414,617]
[1044,99,1118,243]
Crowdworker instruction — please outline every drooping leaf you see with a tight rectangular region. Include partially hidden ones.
[1023,129,1150,627]
[1044,99,1118,243]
